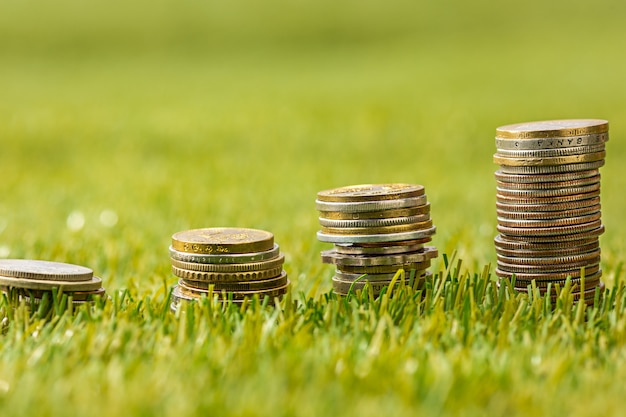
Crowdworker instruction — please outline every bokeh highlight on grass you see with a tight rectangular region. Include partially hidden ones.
[0,0,625,415]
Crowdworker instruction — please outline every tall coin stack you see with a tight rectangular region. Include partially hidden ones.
[316,184,438,296]
[169,227,289,311]
[0,259,106,307]
[493,119,608,303]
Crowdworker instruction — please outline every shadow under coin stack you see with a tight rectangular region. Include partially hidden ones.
[316,184,438,296]
[493,119,608,304]
[169,227,289,311]
[0,259,106,307]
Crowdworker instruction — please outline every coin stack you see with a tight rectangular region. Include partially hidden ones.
[316,184,438,296]
[169,227,289,311]
[493,119,608,303]
[0,259,106,307]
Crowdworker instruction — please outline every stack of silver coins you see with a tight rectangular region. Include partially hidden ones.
[169,227,289,311]
[0,259,106,308]
[493,119,608,303]
[316,184,438,296]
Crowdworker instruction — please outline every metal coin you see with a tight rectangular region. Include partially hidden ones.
[493,151,605,167]
[496,213,601,228]
[495,119,609,139]
[334,242,425,256]
[0,275,103,291]
[496,204,600,220]
[495,196,601,212]
[496,160,605,174]
[510,273,602,288]
[171,228,274,255]
[334,270,428,282]
[0,259,93,282]
[497,225,604,242]
[321,246,438,267]
[496,190,600,205]
[317,184,425,202]
[178,271,288,291]
[170,254,284,273]
[495,144,605,158]
[496,249,601,266]
[1,287,107,302]
[317,227,436,244]
[494,234,598,251]
[320,220,433,236]
[337,260,431,274]
[319,205,430,220]
[495,241,600,258]
[497,219,602,237]
[495,175,600,190]
[318,214,430,228]
[175,279,290,300]
[496,183,600,198]
[169,244,280,264]
[494,169,600,184]
[172,265,283,282]
[497,258,600,273]
[495,132,608,150]
[495,265,600,280]
[315,195,428,213]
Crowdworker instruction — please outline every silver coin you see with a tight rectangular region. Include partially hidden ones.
[497,258,600,273]
[497,160,605,174]
[496,249,601,266]
[318,214,430,228]
[497,219,602,237]
[335,269,429,282]
[497,213,601,228]
[170,254,284,273]
[169,244,280,264]
[497,204,600,221]
[495,196,600,212]
[495,265,600,280]
[336,259,432,274]
[334,242,425,255]
[0,275,103,291]
[321,246,438,267]
[510,272,603,288]
[495,241,600,258]
[495,174,600,190]
[317,226,436,244]
[315,195,428,213]
[498,225,604,243]
[0,259,93,282]
[494,169,600,184]
[495,144,605,158]
[494,234,599,250]
[496,183,600,198]
[495,132,608,150]
[496,190,600,205]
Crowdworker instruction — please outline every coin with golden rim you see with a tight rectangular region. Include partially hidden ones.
[317,184,425,202]
[172,227,274,254]
[496,119,608,139]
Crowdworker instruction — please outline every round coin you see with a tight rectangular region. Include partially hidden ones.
[494,169,600,184]
[495,265,600,280]
[169,244,280,264]
[318,214,430,228]
[1,287,107,302]
[496,183,600,198]
[494,234,599,251]
[495,119,609,139]
[321,246,438,267]
[170,254,284,273]
[179,271,288,292]
[315,195,428,213]
[0,275,103,291]
[172,228,274,254]
[511,274,602,289]
[497,258,600,273]
[496,219,603,237]
[495,175,600,190]
[320,220,433,236]
[318,205,430,220]
[496,249,601,266]
[495,132,608,150]
[496,204,600,220]
[338,260,431,274]
[496,213,601,229]
[495,241,600,258]
[317,227,437,244]
[333,243,425,256]
[172,265,283,282]
[496,160,605,174]
[495,144,605,159]
[493,151,605,167]
[495,196,601,213]
[175,280,290,301]
[317,184,425,202]
[496,190,600,205]
[0,259,93,282]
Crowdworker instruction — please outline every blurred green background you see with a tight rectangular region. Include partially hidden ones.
[0,0,624,295]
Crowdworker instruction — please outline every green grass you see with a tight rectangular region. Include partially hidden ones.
[1,0,626,415]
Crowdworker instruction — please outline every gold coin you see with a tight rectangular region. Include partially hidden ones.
[172,228,274,254]
[495,119,608,139]
[317,184,425,202]
[493,151,605,167]
[179,271,288,291]
[319,204,430,220]
[170,254,284,273]
[320,220,433,236]
[174,279,289,300]
[172,265,284,282]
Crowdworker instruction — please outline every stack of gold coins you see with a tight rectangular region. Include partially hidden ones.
[169,227,289,311]
[316,184,438,296]
[0,259,106,307]
[493,119,608,303]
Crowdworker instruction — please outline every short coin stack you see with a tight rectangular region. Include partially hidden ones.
[169,227,289,311]
[493,119,608,303]
[316,184,438,296]
[0,259,105,307]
